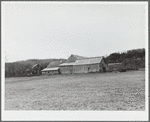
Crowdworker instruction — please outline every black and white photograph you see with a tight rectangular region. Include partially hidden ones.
[1,1,148,121]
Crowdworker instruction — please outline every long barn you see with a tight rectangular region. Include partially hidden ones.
[59,57,107,74]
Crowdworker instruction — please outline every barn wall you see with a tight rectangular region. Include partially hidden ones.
[73,65,88,73]
[59,66,73,74]
[42,70,59,75]
[89,64,99,72]
[74,63,100,73]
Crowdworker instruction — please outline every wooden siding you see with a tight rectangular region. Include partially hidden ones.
[73,58,106,74]
[42,70,59,75]
[59,66,73,74]
[73,63,103,73]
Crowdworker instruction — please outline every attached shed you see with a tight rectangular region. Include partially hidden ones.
[41,61,61,75]
[73,57,106,74]
[59,62,75,74]
[108,63,123,71]
[41,67,60,75]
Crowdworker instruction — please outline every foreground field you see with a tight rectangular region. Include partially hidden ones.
[5,70,145,110]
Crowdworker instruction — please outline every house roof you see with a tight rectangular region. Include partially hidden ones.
[47,61,61,68]
[74,57,103,65]
[41,67,59,72]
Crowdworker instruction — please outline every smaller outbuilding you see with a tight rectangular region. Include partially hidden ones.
[25,64,42,76]
[108,63,123,71]
[41,61,61,75]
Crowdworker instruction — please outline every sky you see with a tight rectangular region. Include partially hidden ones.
[2,2,147,62]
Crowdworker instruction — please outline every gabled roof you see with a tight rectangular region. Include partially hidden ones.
[65,54,88,63]
[72,54,87,60]
[47,61,61,68]
[41,67,59,72]
[74,57,103,65]
[25,63,41,72]
[32,64,39,69]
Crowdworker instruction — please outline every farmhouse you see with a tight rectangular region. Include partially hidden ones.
[73,57,107,74]
[25,64,42,76]
[32,64,42,75]
[41,61,61,75]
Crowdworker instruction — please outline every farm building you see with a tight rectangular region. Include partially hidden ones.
[31,64,42,75]
[25,64,42,76]
[59,62,75,74]
[41,61,62,75]
[73,57,107,74]
[108,63,123,71]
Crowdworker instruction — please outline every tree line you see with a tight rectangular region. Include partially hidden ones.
[105,48,145,63]
[5,48,145,77]
[105,48,145,69]
[5,59,66,77]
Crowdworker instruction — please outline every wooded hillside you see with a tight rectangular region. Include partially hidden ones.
[105,48,145,70]
[5,59,66,77]
[105,48,145,63]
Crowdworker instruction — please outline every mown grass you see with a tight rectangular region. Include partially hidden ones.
[5,70,145,110]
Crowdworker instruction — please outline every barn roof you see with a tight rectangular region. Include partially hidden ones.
[65,54,88,63]
[74,57,103,65]
[59,62,75,66]
[108,63,122,66]
[72,54,87,60]
[47,61,62,68]
[41,67,59,72]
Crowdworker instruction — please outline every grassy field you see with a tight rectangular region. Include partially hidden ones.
[5,70,145,110]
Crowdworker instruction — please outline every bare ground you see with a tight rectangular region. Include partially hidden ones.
[5,70,145,110]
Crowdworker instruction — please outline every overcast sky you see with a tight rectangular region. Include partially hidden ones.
[2,2,147,62]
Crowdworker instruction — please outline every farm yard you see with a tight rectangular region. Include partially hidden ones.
[5,70,145,110]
